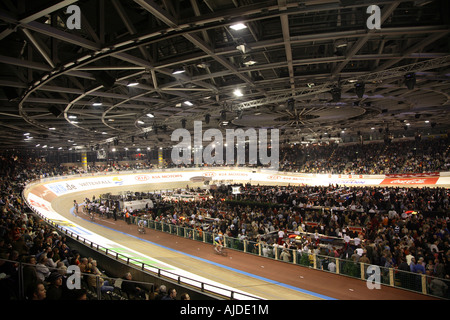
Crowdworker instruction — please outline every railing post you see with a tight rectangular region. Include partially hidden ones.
[389,268,395,287]
[336,258,340,275]
[18,262,24,300]
[361,263,365,280]
[421,274,427,294]
[96,275,101,300]
[313,254,317,269]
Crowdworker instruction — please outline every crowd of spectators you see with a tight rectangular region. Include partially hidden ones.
[6,135,446,176]
[0,191,90,300]
[144,183,449,296]
[279,135,450,174]
[1,134,449,299]
[131,181,449,296]
[132,183,449,297]
[0,155,201,300]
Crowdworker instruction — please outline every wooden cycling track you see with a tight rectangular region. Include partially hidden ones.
[46,181,442,301]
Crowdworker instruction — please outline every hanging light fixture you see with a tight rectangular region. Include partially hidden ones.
[230,23,247,31]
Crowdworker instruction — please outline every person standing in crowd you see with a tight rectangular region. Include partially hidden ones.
[162,288,177,300]
[27,280,46,300]
[180,292,190,300]
[35,254,51,281]
[46,272,64,300]
[121,272,146,299]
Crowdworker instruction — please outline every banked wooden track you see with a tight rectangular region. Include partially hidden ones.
[24,169,444,300]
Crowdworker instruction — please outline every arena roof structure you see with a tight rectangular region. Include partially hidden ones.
[0,0,449,151]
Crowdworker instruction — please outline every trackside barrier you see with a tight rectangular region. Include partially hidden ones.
[22,193,262,301]
[22,168,450,300]
[132,216,449,300]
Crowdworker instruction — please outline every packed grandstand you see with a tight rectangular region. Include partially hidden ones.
[0,136,449,300]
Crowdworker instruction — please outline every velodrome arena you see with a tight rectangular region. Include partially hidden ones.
[0,0,449,311]
[22,167,450,302]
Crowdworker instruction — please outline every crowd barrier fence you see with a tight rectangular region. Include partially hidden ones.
[19,195,262,300]
[132,215,449,300]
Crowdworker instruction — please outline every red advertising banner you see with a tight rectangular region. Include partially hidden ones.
[380,177,439,185]
[346,226,363,233]
[385,172,440,178]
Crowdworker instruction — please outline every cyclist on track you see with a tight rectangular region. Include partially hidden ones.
[214,232,224,253]
[138,220,146,234]
[73,200,79,214]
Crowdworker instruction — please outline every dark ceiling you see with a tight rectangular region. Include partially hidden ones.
[0,0,449,152]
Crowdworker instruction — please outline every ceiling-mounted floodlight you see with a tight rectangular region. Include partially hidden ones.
[230,23,247,31]
[355,82,365,99]
[243,56,257,66]
[335,39,348,48]
[127,81,139,87]
[172,68,185,75]
[92,102,102,106]
[236,44,250,54]
[233,89,243,97]
[404,73,416,90]
[196,62,210,69]
[146,113,154,118]
[184,101,193,106]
